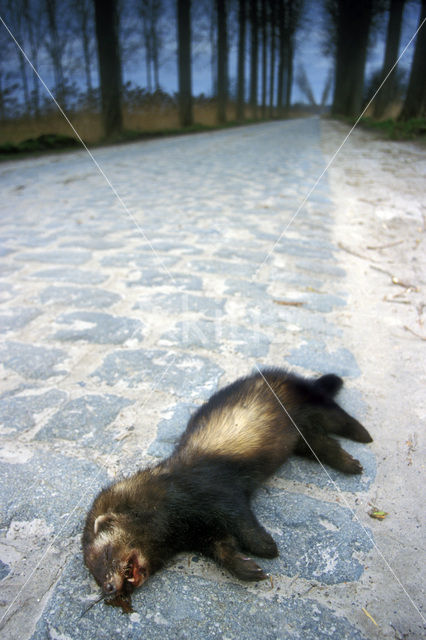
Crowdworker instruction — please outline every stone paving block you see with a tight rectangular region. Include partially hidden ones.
[30,268,108,285]
[31,558,368,640]
[133,293,225,318]
[288,340,361,378]
[54,311,144,344]
[92,349,223,399]
[101,253,179,269]
[160,320,270,357]
[40,285,120,308]
[60,238,123,250]
[0,451,109,534]
[224,278,268,299]
[128,270,203,290]
[0,388,67,433]
[147,403,196,458]
[189,259,254,278]
[35,394,133,450]
[277,439,376,491]
[15,250,92,265]
[0,308,41,333]
[0,558,11,580]
[0,342,67,379]
[253,488,373,584]
[138,241,202,255]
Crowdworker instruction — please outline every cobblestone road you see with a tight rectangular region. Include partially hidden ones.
[0,118,423,639]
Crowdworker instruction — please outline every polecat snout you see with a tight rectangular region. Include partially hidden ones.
[82,368,372,610]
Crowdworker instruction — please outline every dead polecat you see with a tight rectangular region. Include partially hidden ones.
[82,368,372,610]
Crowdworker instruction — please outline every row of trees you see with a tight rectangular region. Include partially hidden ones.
[1,0,425,139]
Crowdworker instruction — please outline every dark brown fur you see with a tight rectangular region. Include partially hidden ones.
[82,368,372,605]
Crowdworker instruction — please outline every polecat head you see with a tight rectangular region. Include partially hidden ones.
[84,512,150,599]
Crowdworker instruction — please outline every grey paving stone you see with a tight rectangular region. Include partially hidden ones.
[128,270,203,290]
[31,557,368,640]
[215,247,268,264]
[160,320,270,357]
[247,304,342,338]
[0,558,11,580]
[138,241,202,255]
[101,253,178,269]
[54,311,144,344]
[278,438,376,491]
[40,285,120,308]
[148,403,196,458]
[272,238,335,260]
[0,308,41,333]
[0,342,67,379]
[92,349,223,399]
[30,268,108,285]
[253,488,373,583]
[224,278,268,298]
[0,388,67,433]
[288,340,361,378]
[0,451,109,533]
[60,238,123,250]
[15,250,92,265]
[189,259,254,278]
[133,293,225,318]
[36,394,132,449]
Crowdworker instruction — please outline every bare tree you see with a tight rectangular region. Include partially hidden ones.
[93,0,123,138]
[4,0,31,115]
[374,0,406,118]
[45,0,67,105]
[295,64,317,106]
[23,0,44,117]
[72,0,95,95]
[268,0,276,117]
[249,0,258,118]
[325,0,375,118]
[236,0,246,121]
[398,0,426,120]
[177,0,193,126]
[216,0,228,123]
[320,67,333,111]
[138,0,163,92]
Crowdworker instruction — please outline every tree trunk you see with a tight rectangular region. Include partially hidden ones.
[216,0,228,123]
[261,0,267,118]
[249,0,258,119]
[93,0,123,138]
[398,0,426,120]
[277,0,285,116]
[76,0,94,94]
[23,0,41,116]
[45,0,66,105]
[374,0,405,119]
[268,0,276,117]
[331,0,373,118]
[236,0,246,121]
[285,35,293,112]
[177,0,193,126]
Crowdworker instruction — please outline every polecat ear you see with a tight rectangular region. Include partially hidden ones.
[94,512,118,535]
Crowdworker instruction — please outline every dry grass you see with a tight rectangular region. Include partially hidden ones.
[0,103,249,147]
